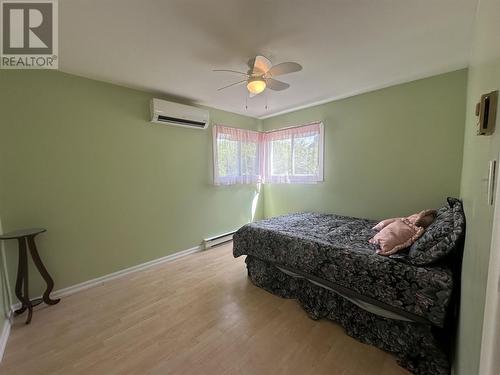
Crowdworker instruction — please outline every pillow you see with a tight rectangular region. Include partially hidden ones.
[372,217,399,231]
[369,218,424,256]
[407,209,437,228]
[407,198,465,266]
[372,209,437,231]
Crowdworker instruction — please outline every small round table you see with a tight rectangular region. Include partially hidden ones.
[0,228,60,324]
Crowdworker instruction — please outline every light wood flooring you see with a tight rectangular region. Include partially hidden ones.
[0,242,410,375]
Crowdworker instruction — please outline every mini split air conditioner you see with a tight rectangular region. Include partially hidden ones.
[150,98,209,129]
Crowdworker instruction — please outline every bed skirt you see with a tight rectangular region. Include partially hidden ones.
[245,255,450,375]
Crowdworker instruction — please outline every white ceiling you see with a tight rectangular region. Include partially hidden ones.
[60,0,478,119]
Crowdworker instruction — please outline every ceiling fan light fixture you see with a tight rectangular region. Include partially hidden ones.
[247,77,266,94]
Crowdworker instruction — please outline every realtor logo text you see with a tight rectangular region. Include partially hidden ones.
[1,0,58,69]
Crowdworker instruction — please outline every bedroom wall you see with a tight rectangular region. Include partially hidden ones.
[262,69,468,220]
[455,0,500,373]
[0,70,263,297]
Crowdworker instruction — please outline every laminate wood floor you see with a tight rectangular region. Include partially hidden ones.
[0,242,410,375]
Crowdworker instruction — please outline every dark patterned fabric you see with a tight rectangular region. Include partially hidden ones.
[233,212,456,327]
[408,198,465,266]
[245,256,449,375]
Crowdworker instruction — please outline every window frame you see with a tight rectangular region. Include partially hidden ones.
[212,122,324,185]
[264,122,324,184]
[212,125,262,186]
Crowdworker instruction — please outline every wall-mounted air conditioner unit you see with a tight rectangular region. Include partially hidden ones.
[150,98,209,129]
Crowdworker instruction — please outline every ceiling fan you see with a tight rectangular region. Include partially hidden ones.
[214,55,302,97]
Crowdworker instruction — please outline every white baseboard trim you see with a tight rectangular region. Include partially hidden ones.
[0,315,11,363]
[11,245,203,312]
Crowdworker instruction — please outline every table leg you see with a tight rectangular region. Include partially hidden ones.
[27,235,60,306]
[19,238,33,324]
[14,238,27,315]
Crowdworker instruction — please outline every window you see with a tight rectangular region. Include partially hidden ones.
[213,125,262,185]
[213,122,323,185]
[265,122,324,184]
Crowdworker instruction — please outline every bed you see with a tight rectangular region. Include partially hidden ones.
[233,198,465,375]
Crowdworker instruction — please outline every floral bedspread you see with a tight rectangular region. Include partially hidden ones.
[233,212,454,327]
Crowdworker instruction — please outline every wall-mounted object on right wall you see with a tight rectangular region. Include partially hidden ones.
[476,90,498,135]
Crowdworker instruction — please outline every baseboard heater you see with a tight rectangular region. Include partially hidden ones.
[203,231,235,249]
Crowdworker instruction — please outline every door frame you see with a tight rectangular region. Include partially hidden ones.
[479,153,500,375]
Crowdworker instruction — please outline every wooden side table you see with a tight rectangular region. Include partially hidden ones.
[0,228,60,324]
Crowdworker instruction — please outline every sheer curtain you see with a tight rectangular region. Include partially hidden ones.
[213,125,262,185]
[263,122,323,184]
[213,122,323,185]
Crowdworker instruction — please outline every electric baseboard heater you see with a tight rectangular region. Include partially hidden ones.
[203,231,235,250]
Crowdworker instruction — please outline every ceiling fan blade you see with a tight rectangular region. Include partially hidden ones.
[266,62,302,77]
[213,69,248,76]
[248,55,272,75]
[217,79,246,91]
[266,78,290,91]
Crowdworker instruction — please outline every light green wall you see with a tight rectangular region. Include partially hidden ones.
[0,70,263,296]
[262,70,467,220]
[456,0,500,373]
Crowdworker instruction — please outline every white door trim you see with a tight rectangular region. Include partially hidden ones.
[479,154,500,375]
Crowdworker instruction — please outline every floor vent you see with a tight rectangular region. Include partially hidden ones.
[203,231,235,249]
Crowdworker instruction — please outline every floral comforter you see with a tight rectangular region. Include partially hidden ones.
[233,212,454,327]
